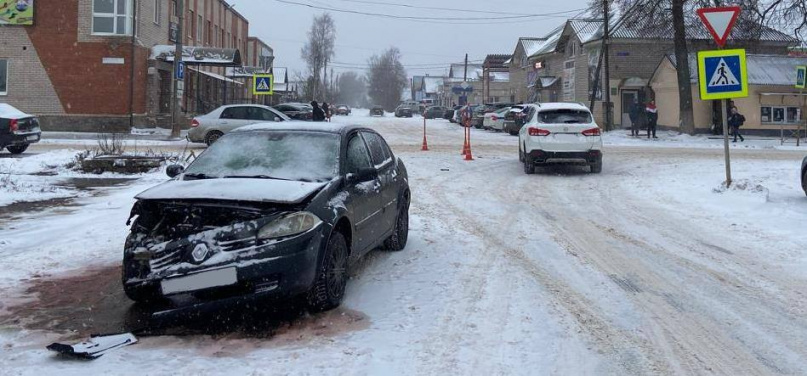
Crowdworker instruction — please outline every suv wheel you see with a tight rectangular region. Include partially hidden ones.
[524,154,535,175]
[6,144,29,154]
[591,156,603,174]
[205,131,224,146]
[518,144,525,163]
[308,232,349,312]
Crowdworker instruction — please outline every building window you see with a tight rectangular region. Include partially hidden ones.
[761,106,801,124]
[207,21,212,46]
[92,0,133,35]
[0,59,8,95]
[197,15,203,42]
[187,10,193,38]
[153,0,160,25]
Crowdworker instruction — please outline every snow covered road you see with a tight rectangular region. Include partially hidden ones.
[1,115,806,375]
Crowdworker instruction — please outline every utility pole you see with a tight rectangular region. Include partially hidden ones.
[603,0,612,131]
[463,53,468,82]
[170,0,184,139]
[323,58,328,100]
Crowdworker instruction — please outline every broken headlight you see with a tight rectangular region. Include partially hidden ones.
[258,212,322,240]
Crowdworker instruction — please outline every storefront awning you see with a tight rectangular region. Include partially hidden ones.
[151,46,242,66]
[225,66,271,78]
[188,67,242,85]
[539,76,559,88]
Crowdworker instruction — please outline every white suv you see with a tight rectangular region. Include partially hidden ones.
[517,103,603,174]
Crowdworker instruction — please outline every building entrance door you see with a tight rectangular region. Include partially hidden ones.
[621,90,638,128]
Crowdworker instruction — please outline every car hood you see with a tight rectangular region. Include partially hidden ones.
[136,178,328,204]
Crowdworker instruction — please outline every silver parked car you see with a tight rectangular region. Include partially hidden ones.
[188,104,290,145]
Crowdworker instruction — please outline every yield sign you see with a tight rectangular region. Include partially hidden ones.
[697,6,741,47]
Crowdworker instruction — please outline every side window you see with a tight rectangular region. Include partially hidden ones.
[346,134,372,174]
[221,107,247,119]
[261,108,278,121]
[362,132,391,168]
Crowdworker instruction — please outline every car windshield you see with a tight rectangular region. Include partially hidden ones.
[184,131,340,182]
[537,109,592,124]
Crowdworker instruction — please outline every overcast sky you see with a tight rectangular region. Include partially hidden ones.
[234,0,590,79]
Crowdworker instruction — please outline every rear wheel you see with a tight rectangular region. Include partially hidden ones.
[524,154,535,175]
[205,131,224,146]
[591,156,603,174]
[384,193,410,251]
[308,232,349,312]
[518,144,525,162]
[6,144,29,154]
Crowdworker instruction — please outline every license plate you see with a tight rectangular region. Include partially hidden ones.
[160,267,237,295]
[26,135,39,141]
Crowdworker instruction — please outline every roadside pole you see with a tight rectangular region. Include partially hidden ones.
[170,0,185,139]
[721,98,732,185]
[422,114,429,151]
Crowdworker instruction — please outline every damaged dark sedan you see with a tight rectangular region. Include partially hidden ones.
[123,123,410,312]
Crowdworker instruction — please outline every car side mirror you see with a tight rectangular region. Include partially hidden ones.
[274,116,282,122]
[347,167,378,183]
[166,164,185,178]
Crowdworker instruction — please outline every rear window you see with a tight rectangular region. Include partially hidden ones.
[537,109,592,124]
[221,107,248,119]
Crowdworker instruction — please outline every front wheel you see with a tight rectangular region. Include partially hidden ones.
[205,131,224,146]
[6,144,29,154]
[308,232,349,312]
[384,194,410,251]
[802,169,807,197]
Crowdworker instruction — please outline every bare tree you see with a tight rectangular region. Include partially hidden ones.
[301,13,336,100]
[335,71,367,107]
[750,0,807,42]
[367,47,408,111]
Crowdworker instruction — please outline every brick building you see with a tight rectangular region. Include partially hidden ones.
[0,0,265,132]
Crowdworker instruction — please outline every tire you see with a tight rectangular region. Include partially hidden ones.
[591,156,603,174]
[307,232,349,312]
[6,144,29,154]
[524,154,535,175]
[509,130,518,136]
[802,168,807,197]
[205,130,224,146]
[384,193,410,251]
[518,144,525,163]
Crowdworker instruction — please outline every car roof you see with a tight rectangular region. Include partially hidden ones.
[524,102,591,111]
[233,121,368,135]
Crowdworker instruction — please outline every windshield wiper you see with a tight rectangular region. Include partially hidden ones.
[224,175,292,181]
[184,173,215,180]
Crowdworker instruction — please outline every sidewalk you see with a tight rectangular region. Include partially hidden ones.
[42,128,188,142]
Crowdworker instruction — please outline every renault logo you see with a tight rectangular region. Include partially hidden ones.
[191,243,210,263]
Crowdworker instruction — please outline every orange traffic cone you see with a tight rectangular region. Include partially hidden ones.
[421,134,429,151]
[464,127,474,161]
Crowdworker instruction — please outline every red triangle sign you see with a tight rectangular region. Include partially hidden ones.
[697,6,741,47]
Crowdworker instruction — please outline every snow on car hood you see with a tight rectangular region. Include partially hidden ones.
[0,104,32,119]
[135,178,328,204]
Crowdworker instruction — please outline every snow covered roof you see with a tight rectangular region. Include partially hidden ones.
[520,38,549,57]
[449,64,484,81]
[609,15,797,44]
[491,72,510,82]
[422,77,444,94]
[225,66,271,78]
[660,54,807,86]
[151,45,243,66]
[528,27,564,58]
[568,19,603,44]
[188,67,242,85]
[0,103,32,119]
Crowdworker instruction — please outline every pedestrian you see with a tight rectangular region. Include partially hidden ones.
[629,99,641,137]
[728,106,745,142]
[322,102,331,122]
[645,100,658,139]
[311,101,325,122]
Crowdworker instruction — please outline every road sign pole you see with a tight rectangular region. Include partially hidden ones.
[721,99,732,186]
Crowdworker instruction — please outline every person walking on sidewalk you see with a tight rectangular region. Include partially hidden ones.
[645,100,658,139]
[311,101,326,122]
[629,99,641,137]
[322,102,332,122]
[728,106,745,142]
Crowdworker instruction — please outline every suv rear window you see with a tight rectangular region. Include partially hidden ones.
[537,109,592,124]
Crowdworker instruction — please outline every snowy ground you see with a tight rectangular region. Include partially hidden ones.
[1,113,806,375]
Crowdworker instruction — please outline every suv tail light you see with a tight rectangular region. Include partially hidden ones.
[582,127,601,136]
[528,127,550,136]
[491,115,498,121]
[190,119,200,127]
[9,119,18,133]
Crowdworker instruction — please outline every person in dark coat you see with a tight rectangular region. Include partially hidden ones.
[728,106,745,142]
[322,102,331,122]
[628,99,641,137]
[311,101,326,122]
[645,100,658,139]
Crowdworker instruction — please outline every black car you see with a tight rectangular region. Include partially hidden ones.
[423,106,446,120]
[370,106,385,117]
[0,104,41,154]
[394,105,413,118]
[123,124,411,312]
[275,103,314,121]
[801,155,807,196]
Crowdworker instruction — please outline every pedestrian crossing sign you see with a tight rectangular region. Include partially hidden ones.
[796,66,806,89]
[253,74,274,95]
[698,49,748,100]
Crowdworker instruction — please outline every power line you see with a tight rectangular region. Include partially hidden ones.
[274,0,585,21]
[330,0,531,16]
